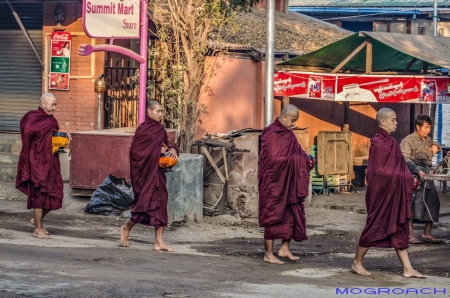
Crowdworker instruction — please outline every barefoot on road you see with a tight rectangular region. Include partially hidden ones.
[264,254,285,265]
[351,264,372,276]
[120,225,130,247]
[33,230,52,239]
[30,218,49,235]
[403,269,426,279]
[154,243,176,252]
[278,249,300,261]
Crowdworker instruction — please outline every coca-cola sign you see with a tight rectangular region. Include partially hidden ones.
[52,32,70,41]
[49,32,71,91]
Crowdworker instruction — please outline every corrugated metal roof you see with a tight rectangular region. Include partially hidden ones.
[289,0,450,7]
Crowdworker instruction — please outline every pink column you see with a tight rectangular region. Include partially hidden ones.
[138,0,149,124]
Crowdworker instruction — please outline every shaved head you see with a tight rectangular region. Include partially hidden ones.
[147,99,162,110]
[376,108,397,133]
[40,92,56,105]
[281,104,299,117]
[376,108,395,125]
[40,93,57,116]
[279,104,299,130]
[147,99,164,122]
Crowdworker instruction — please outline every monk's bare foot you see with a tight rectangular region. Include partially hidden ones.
[33,229,52,239]
[403,269,426,278]
[351,263,371,276]
[154,242,175,252]
[120,225,130,247]
[30,218,49,235]
[277,249,300,261]
[264,254,285,264]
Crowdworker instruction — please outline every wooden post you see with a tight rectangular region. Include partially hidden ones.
[331,40,369,74]
[405,57,417,72]
[343,102,350,130]
[281,96,290,108]
[365,39,372,74]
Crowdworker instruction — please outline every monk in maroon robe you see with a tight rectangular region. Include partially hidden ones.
[351,108,425,278]
[259,104,314,264]
[120,100,178,251]
[16,93,64,239]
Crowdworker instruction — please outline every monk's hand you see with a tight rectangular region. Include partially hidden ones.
[161,147,167,154]
[167,148,178,159]
[418,170,426,180]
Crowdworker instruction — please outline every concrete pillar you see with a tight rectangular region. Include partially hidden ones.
[166,154,203,224]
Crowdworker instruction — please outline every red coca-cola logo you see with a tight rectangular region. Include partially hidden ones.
[53,33,70,40]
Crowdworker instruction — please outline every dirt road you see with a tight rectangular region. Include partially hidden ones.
[0,196,450,298]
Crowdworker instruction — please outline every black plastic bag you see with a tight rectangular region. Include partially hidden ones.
[84,174,134,216]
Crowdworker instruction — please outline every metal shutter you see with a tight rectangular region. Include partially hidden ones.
[0,3,43,131]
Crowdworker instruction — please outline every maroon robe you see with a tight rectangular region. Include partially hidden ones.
[129,116,178,228]
[16,107,64,210]
[359,127,414,249]
[258,118,313,241]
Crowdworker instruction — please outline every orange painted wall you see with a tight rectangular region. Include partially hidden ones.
[196,56,267,138]
[43,3,105,133]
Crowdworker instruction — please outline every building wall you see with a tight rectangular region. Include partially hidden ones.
[411,19,450,36]
[195,56,266,139]
[255,0,288,12]
[196,55,430,158]
[43,3,105,133]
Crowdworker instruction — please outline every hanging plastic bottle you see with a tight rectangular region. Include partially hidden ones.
[62,59,67,72]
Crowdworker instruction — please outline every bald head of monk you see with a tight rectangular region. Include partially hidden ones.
[40,93,57,116]
[278,104,299,130]
[147,100,163,122]
[376,108,397,134]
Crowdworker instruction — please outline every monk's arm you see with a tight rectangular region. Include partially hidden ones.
[164,135,179,155]
[399,138,420,175]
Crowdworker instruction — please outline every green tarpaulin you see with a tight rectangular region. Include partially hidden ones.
[278,31,450,72]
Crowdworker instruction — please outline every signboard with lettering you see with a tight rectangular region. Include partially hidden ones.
[49,32,71,90]
[82,0,140,39]
[274,71,450,104]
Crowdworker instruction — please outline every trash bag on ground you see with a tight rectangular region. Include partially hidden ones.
[84,174,134,216]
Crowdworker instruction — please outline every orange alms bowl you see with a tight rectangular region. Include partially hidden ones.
[52,131,69,154]
[159,152,178,168]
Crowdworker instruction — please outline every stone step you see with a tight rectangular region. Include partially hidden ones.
[0,152,19,164]
[0,133,21,143]
[0,142,22,154]
[0,163,17,183]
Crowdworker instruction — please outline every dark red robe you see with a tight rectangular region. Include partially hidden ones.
[129,116,178,228]
[16,107,64,210]
[359,127,413,249]
[258,118,313,241]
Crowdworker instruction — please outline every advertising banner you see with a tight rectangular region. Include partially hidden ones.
[49,32,71,90]
[82,0,141,39]
[274,72,336,100]
[274,71,450,103]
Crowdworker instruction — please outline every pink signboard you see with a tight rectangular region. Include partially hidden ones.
[274,72,450,103]
[82,0,140,39]
[49,32,71,91]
